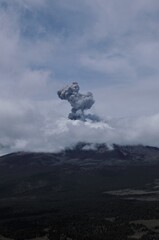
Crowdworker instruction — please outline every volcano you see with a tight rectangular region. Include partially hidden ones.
[1,143,159,239]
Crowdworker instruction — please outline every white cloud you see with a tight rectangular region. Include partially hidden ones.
[40,113,159,150]
[9,0,47,9]
[0,98,159,155]
[80,53,136,80]
[0,0,159,154]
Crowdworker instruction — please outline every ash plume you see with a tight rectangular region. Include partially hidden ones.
[57,82,99,121]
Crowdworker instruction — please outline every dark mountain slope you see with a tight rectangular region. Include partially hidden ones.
[1,144,159,239]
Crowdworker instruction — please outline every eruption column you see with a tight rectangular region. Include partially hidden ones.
[57,82,95,121]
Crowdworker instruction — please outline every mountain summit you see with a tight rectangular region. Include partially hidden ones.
[1,144,159,239]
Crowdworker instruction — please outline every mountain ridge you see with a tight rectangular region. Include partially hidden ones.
[1,143,159,239]
[1,143,159,167]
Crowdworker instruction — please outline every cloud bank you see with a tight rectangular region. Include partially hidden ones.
[0,1,159,154]
[0,100,159,155]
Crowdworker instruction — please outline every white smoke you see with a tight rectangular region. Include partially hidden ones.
[44,115,159,151]
[0,99,159,155]
[57,82,99,121]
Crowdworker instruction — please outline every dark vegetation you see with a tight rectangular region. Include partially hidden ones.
[0,144,159,239]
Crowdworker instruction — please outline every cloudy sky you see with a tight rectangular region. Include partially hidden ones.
[0,0,159,154]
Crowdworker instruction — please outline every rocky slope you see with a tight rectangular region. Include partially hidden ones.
[0,143,159,239]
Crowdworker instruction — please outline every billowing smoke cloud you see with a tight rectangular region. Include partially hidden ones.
[0,99,159,155]
[57,82,99,121]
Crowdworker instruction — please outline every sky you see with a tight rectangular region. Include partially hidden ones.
[0,0,159,154]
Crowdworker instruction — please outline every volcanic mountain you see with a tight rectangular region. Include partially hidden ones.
[1,143,159,239]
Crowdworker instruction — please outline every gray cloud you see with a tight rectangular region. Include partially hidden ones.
[0,1,159,154]
[57,82,98,121]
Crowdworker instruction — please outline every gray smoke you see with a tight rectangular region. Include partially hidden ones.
[57,82,99,121]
